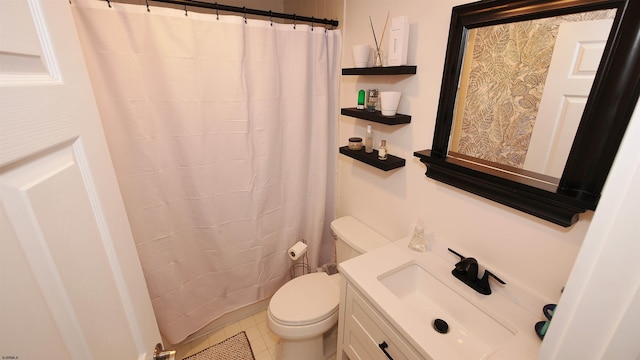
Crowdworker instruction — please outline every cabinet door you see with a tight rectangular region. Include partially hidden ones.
[343,284,425,360]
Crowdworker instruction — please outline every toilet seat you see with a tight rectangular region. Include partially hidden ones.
[269,272,339,326]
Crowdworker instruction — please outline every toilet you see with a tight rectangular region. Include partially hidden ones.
[267,216,390,360]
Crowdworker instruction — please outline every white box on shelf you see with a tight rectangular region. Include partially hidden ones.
[387,16,410,66]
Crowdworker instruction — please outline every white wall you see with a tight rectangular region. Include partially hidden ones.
[337,0,593,303]
[283,0,344,25]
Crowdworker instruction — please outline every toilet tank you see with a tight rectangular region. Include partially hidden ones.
[331,216,390,264]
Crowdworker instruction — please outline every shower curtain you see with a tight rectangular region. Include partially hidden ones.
[72,0,340,344]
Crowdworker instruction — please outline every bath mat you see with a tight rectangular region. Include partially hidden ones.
[183,331,255,360]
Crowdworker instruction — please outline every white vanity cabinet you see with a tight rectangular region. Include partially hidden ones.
[338,282,426,360]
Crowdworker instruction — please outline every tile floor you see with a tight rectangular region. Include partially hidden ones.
[174,309,339,359]
[174,310,281,360]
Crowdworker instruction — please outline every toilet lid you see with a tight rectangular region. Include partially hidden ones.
[269,272,339,326]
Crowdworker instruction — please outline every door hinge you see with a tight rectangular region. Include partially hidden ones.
[153,343,176,360]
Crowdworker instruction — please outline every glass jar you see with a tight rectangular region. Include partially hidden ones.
[373,49,385,67]
[348,137,363,150]
[366,89,378,112]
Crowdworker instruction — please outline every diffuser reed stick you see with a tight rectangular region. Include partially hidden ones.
[378,12,390,50]
[369,12,390,66]
[369,16,380,51]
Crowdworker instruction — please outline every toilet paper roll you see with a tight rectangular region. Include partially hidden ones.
[288,241,307,261]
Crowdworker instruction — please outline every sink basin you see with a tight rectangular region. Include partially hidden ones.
[378,262,516,359]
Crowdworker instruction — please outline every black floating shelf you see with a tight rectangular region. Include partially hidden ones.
[341,108,411,125]
[339,146,405,171]
[342,66,417,76]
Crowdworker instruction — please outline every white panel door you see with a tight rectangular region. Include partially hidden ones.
[524,19,613,178]
[0,1,162,359]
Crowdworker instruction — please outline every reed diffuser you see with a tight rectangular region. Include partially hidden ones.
[369,12,390,67]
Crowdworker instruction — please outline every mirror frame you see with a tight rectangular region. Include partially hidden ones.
[414,0,640,227]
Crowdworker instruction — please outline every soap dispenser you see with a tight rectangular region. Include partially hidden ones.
[408,219,426,252]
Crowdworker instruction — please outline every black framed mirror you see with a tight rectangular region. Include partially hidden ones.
[414,0,640,227]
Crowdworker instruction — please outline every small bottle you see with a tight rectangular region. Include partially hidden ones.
[365,125,374,153]
[378,140,388,160]
[366,89,378,112]
[408,219,426,252]
[357,90,366,110]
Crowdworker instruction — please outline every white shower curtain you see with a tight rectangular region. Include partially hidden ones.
[72,0,340,344]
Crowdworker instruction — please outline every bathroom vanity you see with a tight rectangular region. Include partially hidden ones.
[341,282,422,359]
[336,238,548,359]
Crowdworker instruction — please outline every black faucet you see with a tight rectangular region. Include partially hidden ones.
[448,248,506,295]
[454,257,479,282]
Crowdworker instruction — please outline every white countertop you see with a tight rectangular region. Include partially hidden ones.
[338,237,547,360]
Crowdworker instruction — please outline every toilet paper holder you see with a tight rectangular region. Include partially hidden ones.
[288,241,308,260]
[289,239,311,279]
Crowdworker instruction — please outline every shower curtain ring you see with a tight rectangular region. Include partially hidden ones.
[145,0,150,12]
[293,14,296,29]
[311,17,314,31]
[215,2,219,20]
[184,4,187,16]
[243,7,247,24]
[269,10,273,26]
[106,0,111,8]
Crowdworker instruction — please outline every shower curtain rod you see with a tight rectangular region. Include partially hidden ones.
[121,0,339,27]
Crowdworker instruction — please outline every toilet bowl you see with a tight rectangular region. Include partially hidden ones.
[267,272,339,360]
[267,216,390,360]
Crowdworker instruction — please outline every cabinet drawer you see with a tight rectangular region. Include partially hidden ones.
[344,284,424,360]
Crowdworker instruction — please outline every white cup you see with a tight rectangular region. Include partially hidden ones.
[380,91,402,116]
[352,45,371,68]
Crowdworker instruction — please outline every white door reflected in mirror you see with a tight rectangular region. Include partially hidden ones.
[524,19,613,177]
[449,11,615,180]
